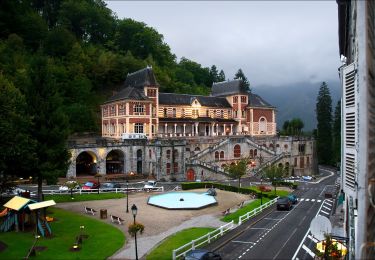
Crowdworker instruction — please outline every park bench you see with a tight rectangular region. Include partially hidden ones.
[110,215,124,225]
[84,206,97,216]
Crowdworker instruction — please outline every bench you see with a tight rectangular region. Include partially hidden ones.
[84,206,97,216]
[110,215,124,225]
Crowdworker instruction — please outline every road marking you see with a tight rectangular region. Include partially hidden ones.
[307,234,318,243]
[302,244,316,257]
[323,205,331,210]
[232,240,256,244]
[299,198,305,201]
[325,201,333,206]
[311,199,315,202]
[305,199,310,201]
[317,200,322,202]
[264,218,282,221]
[250,227,271,230]
[273,228,298,260]
[320,209,329,215]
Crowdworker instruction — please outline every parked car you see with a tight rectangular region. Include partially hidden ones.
[82,181,100,190]
[144,180,157,189]
[288,194,298,204]
[276,196,292,210]
[101,182,121,191]
[184,249,222,260]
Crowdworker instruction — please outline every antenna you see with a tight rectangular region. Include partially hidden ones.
[310,215,332,241]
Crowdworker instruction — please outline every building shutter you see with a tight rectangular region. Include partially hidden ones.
[342,63,357,197]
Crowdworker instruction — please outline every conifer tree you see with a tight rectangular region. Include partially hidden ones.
[333,100,341,165]
[218,70,226,81]
[316,82,333,165]
[234,68,250,92]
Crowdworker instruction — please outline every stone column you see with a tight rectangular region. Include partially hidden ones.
[195,123,199,136]
[165,123,168,136]
[230,124,233,135]
[223,124,226,135]
[174,123,177,136]
[183,124,186,136]
[216,123,219,136]
[211,123,215,136]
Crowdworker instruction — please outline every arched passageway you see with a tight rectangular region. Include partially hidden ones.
[186,169,195,181]
[106,150,124,174]
[76,151,98,176]
[136,149,142,174]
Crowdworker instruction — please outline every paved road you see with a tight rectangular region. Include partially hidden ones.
[205,167,338,260]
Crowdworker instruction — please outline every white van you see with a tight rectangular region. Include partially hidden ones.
[144,180,157,189]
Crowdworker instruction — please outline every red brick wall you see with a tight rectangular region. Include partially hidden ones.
[129,118,150,124]
[253,109,273,122]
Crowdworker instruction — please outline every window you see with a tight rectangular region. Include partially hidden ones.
[254,149,257,156]
[172,108,176,117]
[166,150,171,159]
[110,106,116,116]
[194,147,201,152]
[234,144,241,158]
[215,151,219,161]
[306,156,310,166]
[181,109,185,118]
[103,107,108,117]
[259,117,267,133]
[118,104,125,115]
[173,163,178,173]
[233,96,238,103]
[173,149,178,158]
[186,147,190,152]
[206,110,210,117]
[164,108,167,117]
[134,103,144,114]
[294,157,297,167]
[192,109,199,117]
[298,144,306,153]
[241,96,247,103]
[166,163,171,174]
[284,144,288,149]
[220,151,224,159]
[134,123,143,133]
[250,149,254,158]
[221,110,224,118]
[147,89,156,97]
[151,125,155,134]
[149,149,152,159]
[242,110,245,118]
[276,144,280,148]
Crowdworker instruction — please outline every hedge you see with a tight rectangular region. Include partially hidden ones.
[180,182,278,199]
[271,181,298,189]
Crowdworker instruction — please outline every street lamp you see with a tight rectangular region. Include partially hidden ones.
[126,180,129,213]
[131,204,138,260]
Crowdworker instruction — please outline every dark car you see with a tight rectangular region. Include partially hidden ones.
[101,182,121,191]
[82,181,100,190]
[276,197,291,210]
[288,194,298,204]
[184,249,222,260]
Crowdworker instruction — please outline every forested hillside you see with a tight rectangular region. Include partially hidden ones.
[0,0,230,185]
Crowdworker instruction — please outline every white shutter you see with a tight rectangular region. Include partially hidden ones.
[342,63,357,197]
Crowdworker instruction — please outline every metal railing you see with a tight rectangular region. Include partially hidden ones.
[41,186,164,195]
[238,197,278,225]
[172,221,235,260]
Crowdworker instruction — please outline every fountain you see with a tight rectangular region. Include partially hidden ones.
[147,192,217,210]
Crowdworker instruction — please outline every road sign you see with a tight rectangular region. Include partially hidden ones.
[310,215,332,241]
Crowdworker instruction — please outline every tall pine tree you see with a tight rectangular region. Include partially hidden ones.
[218,70,226,81]
[234,68,250,92]
[333,100,341,165]
[316,82,333,165]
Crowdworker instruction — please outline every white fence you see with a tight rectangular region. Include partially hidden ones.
[41,186,164,195]
[172,221,234,260]
[238,197,278,225]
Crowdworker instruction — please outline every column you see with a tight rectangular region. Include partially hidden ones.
[211,123,215,136]
[174,123,177,136]
[216,123,219,136]
[223,124,226,135]
[183,124,186,136]
[195,123,199,136]
[164,123,168,136]
[230,124,233,135]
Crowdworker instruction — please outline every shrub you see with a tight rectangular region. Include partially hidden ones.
[128,222,145,236]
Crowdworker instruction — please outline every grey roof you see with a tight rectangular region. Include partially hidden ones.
[211,79,248,97]
[249,93,274,108]
[124,67,159,89]
[159,93,232,108]
[104,87,149,104]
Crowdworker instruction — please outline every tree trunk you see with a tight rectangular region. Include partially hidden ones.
[238,177,241,189]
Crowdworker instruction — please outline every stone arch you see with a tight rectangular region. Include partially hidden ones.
[234,144,241,158]
[220,151,225,160]
[278,163,283,168]
[106,149,124,174]
[259,117,267,133]
[186,168,195,181]
[215,151,219,161]
[76,151,98,176]
[250,149,254,158]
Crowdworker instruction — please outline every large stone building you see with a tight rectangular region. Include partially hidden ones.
[67,67,316,181]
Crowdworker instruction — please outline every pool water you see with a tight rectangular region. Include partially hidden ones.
[147,192,217,210]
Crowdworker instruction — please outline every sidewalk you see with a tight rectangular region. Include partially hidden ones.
[110,214,226,260]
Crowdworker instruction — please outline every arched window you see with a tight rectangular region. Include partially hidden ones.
[166,149,171,159]
[194,147,201,152]
[276,144,280,148]
[234,144,241,158]
[166,163,171,174]
[254,149,258,156]
[149,149,152,159]
[259,117,267,133]
[173,149,178,158]
[173,162,178,173]
[284,144,288,149]
[220,151,224,159]
[269,143,274,148]
[172,108,176,117]
[250,149,254,158]
[215,151,219,161]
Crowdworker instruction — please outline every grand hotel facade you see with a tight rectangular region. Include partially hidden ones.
[67,67,315,181]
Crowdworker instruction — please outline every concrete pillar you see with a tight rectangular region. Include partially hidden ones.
[216,123,219,135]
[183,124,186,136]
[165,123,168,135]
[195,123,199,136]
[174,123,177,136]
[223,124,226,135]
[230,124,233,135]
[211,123,215,136]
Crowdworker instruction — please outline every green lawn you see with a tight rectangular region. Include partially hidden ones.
[221,198,271,223]
[44,193,125,203]
[146,227,215,260]
[0,207,125,259]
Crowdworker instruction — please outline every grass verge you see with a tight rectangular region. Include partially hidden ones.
[0,207,125,259]
[146,227,215,260]
[221,198,271,223]
[44,193,125,203]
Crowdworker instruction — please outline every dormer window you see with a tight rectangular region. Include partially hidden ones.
[233,96,238,103]
[134,103,144,114]
[241,96,247,103]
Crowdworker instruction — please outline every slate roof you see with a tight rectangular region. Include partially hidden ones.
[249,93,274,108]
[211,79,248,97]
[159,93,232,108]
[104,87,149,104]
[124,66,159,89]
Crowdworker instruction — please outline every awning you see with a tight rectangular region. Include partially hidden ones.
[316,239,348,256]
[28,200,56,211]
[4,196,31,211]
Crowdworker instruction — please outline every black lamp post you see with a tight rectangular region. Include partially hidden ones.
[131,204,138,260]
[126,180,129,213]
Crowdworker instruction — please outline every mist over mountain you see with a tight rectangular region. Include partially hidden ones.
[253,81,341,131]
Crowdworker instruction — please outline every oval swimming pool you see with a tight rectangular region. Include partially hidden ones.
[147,192,217,210]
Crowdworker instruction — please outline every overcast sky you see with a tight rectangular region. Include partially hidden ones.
[105,1,341,87]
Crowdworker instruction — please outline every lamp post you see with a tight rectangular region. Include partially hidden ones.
[126,180,129,213]
[131,204,138,260]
